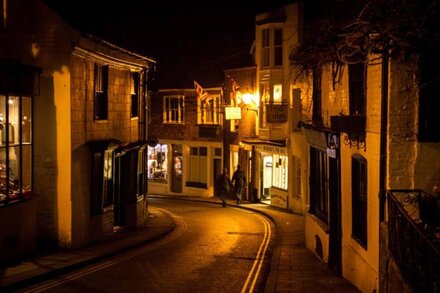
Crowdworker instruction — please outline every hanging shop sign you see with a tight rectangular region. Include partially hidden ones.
[266,104,288,123]
[225,107,242,120]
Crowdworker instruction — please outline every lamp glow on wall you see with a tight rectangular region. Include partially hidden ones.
[241,92,259,109]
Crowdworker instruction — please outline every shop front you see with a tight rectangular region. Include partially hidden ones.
[147,140,222,198]
[243,140,288,209]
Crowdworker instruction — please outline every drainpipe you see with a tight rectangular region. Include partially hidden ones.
[379,49,389,222]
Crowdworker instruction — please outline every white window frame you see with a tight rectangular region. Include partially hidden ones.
[259,26,283,68]
[198,94,221,125]
[163,95,185,124]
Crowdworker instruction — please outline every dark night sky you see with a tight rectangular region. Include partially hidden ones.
[43,0,293,87]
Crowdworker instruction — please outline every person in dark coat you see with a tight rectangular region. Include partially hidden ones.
[231,164,246,204]
[216,168,231,207]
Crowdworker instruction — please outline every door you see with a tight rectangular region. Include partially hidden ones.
[213,158,222,197]
[114,151,128,227]
[328,155,342,274]
[171,144,182,193]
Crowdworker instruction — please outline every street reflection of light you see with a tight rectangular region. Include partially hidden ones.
[8,98,14,105]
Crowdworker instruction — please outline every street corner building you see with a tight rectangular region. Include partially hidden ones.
[147,85,224,198]
[0,0,155,261]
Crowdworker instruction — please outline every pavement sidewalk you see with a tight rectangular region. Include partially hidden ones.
[0,195,360,292]
[0,207,176,291]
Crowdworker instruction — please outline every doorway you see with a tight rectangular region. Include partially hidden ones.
[328,155,342,274]
[260,153,272,204]
[114,150,128,227]
[171,144,182,193]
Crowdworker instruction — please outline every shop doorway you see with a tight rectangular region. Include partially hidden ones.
[171,144,182,193]
[260,153,272,204]
[114,150,128,227]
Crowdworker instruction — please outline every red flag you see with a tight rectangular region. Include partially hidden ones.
[194,80,209,102]
[231,78,240,96]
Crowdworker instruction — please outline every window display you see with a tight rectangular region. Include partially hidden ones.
[0,95,32,203]
[147,144,168,181]
[272,153,288,190]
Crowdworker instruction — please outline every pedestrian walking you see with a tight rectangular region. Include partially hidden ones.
[232,164,246,204]
[216,168,231,207]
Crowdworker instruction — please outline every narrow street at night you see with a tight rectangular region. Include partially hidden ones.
[17,198,274,293]
[1,0,439,292]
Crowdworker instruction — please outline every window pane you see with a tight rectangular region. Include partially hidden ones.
[190,147,198,156]
[273,84,282,103]
[199,147,207,156]
[274,29,282,45]
[0,146,5,202]
[274,47,282,66]
[22,145,31,196]
[8,96,19,145]
[0,95,5,146]
[22,97,32,143]
[8,146,20,199]
[103,150,113,207]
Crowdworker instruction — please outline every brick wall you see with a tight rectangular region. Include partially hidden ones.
[149,90,224,142]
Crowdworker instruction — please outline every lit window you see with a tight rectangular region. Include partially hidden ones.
[163,95,184,124]
[272,154,288,190]
[147,144,168,181]
[1,0,7,28]
[102,150,114,208]
[199,95,221,125]
[0,95,32,204]
[273,84,282,103]
[137,147,146,196]
[94,64,109,120]
[131,72,140,118]
[260,84,270,128]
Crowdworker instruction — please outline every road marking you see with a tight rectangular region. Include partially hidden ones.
[240,213,272,293]
[24,208,186,293]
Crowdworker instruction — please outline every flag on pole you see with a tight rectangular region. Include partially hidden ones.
[194,80,210,102]
[231,78,240,96]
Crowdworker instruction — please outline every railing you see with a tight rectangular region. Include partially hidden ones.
[387,189,440,293]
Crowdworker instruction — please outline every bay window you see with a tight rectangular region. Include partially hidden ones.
[0,95,32,204]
